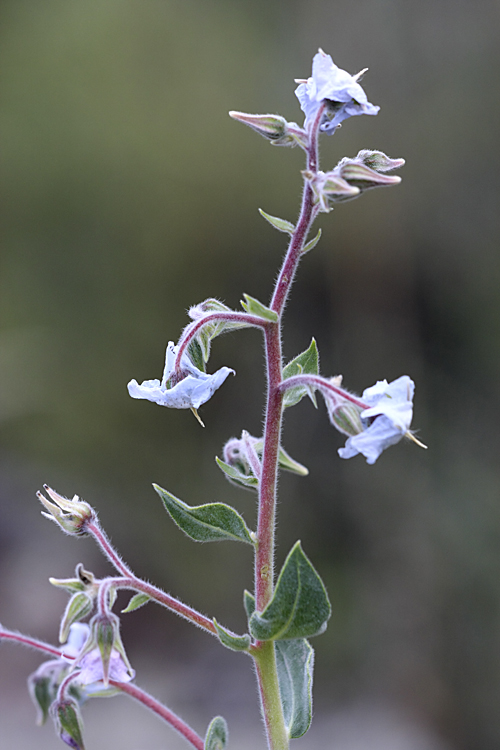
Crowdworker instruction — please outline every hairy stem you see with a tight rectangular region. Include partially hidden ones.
[252,105,324,750]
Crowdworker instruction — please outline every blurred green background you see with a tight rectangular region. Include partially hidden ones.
[1,1,499,748]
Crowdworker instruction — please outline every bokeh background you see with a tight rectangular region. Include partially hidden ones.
[1,1,499,748]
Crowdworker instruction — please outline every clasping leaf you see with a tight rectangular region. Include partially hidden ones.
[154,484,255,544]
[249,541,331,640]
[276,638,314,738]
[213,619,251,652]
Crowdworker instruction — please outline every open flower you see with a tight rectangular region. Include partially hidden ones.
[295,49,379,134]
[338,376,421,464]
[127,341,234,411]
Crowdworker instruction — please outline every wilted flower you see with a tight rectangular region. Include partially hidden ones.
[338,376,423,464]
[127,341,234,411]
[295,49,379,133]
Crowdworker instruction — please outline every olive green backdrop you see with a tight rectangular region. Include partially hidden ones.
[1,1,499,748]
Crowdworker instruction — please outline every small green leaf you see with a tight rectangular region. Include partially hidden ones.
[259,208,295,235]
[216,457,259,489]
[249,541,331,641]
[282,339,319,408]
[301,228,322,255]
[277,446,309,476]
[154,484,255,544]
[241,294,278,323]
[244,590,256,619]
[254,441,309,476]
[276,639,314,738]
[204,716,228,750]
[121,593,151,613]
[213,619,251,652]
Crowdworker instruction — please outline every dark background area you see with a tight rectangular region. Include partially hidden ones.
[1,1,500,748]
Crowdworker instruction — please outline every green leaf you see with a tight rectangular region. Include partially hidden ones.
[282,338,319,409]
[276,639,314,739]
[243,590,256,619]
[240,294,278,323]
[213,619,251,652]
[204,716,228,750]
[154,484,255,544]
[259,208,295,235]
[121,593,151,613]
[249,541,331,640]
[215,457,259,490]
[301,228,322,255]
[254,441,308,476]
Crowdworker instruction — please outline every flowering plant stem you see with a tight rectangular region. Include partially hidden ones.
[252,104,324,750]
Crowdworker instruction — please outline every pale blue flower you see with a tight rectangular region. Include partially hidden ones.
[338,376,415,464]
[127,341,234,410]
[295,49,379,134]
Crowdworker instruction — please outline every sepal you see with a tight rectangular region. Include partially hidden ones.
[154,484,255,544]
[50,564,96,595]
[51,697,86,750]
[249,542,331,641]
[188,298,249,366]
[37,486,95,537]
[229,111,306,147]
[276,638,314,739]
[59,593,94,644]
[213,619,251,652]
[282,339,319,408]
[204,715,228,750]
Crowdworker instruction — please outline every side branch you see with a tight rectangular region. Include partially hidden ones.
[279,374,369,409]
[175,310,270,369]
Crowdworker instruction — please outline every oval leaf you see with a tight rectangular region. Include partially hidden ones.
[205,716,228,750]
[121,593,151,614]
[213,619,251,652]
[259,208,295,235]
[154,484,255,544]
[276,639,314,739]
[249,541,331,640]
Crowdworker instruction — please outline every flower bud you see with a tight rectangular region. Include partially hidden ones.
[75,612,134,687]
[303,169,359,212]
[355,149,405,172]
[229,111,306,147]
[37,486,95,536]
[51,697,85,750]
[334,149,404,196]
[327,400,364,437]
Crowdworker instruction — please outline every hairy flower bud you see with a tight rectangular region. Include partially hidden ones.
[74,612,134,687]
[51,697,86,750]
[303,169,359,212]
[37,486,95,536]
[229,111,307,147]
